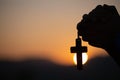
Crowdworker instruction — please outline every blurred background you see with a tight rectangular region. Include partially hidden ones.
[0,0,120,80]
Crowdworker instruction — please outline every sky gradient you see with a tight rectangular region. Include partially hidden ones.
[0,0,120,65]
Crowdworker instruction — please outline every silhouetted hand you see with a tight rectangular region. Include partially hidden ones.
[77,4,120,66]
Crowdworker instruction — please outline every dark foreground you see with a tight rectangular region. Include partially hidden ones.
[0,56,120,80]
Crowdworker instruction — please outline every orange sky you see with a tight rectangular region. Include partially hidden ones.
[0,0,120,66]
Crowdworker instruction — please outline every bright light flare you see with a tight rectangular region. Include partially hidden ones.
[73,53,88,65]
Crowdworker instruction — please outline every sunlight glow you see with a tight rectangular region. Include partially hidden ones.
[73,53,88,65]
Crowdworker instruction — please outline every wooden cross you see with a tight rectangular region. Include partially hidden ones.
[70,32,87,70]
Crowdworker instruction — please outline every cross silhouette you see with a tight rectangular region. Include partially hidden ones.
[70,32,87,70]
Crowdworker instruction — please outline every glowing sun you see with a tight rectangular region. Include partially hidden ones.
[73,53,88,65]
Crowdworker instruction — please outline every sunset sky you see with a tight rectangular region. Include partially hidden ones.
[0,0,120,66]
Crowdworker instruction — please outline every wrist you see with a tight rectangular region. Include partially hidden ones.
[105,33,120,66]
